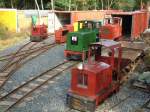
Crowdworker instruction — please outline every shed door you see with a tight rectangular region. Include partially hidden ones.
[112,15,132,39]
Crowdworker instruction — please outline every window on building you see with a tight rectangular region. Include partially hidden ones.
[78,73,88,88]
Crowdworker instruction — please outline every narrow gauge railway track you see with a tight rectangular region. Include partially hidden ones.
[0,61,78,112]
[106,94,150,112]
[141,99,150,110]
[0,43,55,62]
[0,42,37,72]
[106,95,132,111]
[98,60,146,112]
[65,109,74,112]
[0,42,57,90]
[105,60,144,111]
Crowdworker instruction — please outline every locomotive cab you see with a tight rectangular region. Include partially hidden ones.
[55,24,74,43]
[64,31,96,60]
[78,20,103,41]
[67,39,122,112]
[100,17,122,40]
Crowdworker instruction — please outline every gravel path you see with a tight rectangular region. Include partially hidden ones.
[2,44,65,93]
[10,70,71,112]
[0,36,149,112]
[8,70,149,112]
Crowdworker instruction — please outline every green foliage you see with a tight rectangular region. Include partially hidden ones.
[0,0,149,11]
[134,0,148,10]
[117,0,135,11]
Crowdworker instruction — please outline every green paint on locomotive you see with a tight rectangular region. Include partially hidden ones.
[66,31,96,52]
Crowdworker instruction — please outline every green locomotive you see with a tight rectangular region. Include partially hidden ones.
[64,20,103,60]
[64,31,96,60]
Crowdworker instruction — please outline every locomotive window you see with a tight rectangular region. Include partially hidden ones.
[87,23,92,29]
[62,30,68,36]
[96,23,100,28]
[71,36,78,45]
[78,73,88,88]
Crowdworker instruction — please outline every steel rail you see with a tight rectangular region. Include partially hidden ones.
[0,43,56,62]
[0,43,57,90]
[0,61,78,112]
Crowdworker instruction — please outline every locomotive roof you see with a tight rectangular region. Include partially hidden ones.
[77,62,110,73]
[90,39,121,48]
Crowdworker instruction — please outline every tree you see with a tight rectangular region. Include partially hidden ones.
[0,0,148,11]
[134,0,149,10]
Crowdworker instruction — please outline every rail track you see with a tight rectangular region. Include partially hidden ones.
[106,60,145,111]
[0,61,78,112]
[106,94,150,112]
[141,99,150,110]
[0,42,57,90]
[0,43,55,62]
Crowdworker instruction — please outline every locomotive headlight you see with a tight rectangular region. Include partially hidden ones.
[71,36,78,45]
[77,63,83,70]
[72,36,77,41]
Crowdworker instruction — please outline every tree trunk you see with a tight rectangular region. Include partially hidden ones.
[101,0,103,10]
[11,0,14,8]
[69,0,71,11]
[95,0,97,10]
[109,0,114,9]
[41,0,44,10]
[75,1,78,11]
[107,0,110,10]
[51,0,54,10]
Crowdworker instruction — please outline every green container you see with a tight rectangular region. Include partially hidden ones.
[66,31,96,52]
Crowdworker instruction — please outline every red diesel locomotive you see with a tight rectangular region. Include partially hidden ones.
[55,24,74,43]
[30,24,48,42]
[67,39,122,112]
[100,17,122,40]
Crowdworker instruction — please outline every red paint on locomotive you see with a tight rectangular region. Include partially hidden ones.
[55,24,74,43]
[30,24,48,42]
[67,40,122,112]
[100,17,122,40]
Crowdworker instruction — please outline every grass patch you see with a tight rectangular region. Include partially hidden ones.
[0,32,28,51]
[0,23,29,51]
